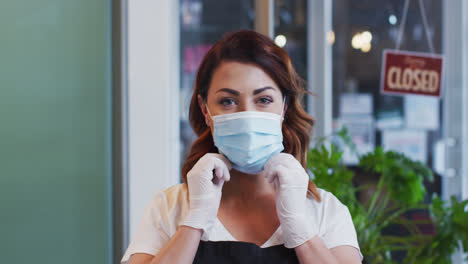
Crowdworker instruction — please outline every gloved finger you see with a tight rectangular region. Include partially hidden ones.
[265,153,291,167]
[222,164,230,182]
[213,153,232,171]
[273,165,293,186]
[212,156,231,181]
[275,165,289,186]
[263,153,296,179]
[212,176,225,189]
[212,161,227,188]
[263,165,277,184]
[263,153,280,175]
[273,176,280,192]
[213,164,224,181]
[215,155,231,182]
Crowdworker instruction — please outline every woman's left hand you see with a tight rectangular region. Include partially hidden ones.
[263,153,318,248]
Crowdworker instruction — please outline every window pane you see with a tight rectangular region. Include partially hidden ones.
[274,0,308,111]
[274,0,308,81]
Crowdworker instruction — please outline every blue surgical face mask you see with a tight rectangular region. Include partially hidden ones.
[206,98,285,174]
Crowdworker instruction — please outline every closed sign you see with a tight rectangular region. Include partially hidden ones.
[381,50,443,97]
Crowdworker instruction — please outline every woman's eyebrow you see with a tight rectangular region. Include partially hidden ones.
[253,86,275,95]
[215,88,240,96]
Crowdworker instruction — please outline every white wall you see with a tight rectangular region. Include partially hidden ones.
[127,0,180,239]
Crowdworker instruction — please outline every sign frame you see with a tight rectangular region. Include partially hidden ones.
[380,49,445,98]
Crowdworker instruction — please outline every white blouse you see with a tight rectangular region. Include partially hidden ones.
[121,183,363,263]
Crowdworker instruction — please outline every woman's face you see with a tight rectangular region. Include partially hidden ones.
[199,61,284,128]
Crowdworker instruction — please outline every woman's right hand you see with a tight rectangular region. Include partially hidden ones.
[181,153,231,233]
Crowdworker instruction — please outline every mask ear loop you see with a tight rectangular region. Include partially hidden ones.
[204,101,213,118]
[203,102,214,128]
[280,96,287,120]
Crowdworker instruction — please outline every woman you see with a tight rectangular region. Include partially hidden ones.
[122,30,363,264]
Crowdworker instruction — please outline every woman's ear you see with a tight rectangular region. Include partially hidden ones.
[198,95,212,127]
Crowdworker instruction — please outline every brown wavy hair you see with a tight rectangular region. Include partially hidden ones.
[181,29,321,201]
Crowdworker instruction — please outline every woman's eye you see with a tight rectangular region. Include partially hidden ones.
[257,97,273,104]
[219,98,236,106]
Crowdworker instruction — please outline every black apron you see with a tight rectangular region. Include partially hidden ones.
[193,241,299,264]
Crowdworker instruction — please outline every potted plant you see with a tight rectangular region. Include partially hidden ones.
[307,129,468,263]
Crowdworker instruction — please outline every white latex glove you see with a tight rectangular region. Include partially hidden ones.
[181,153,231,233]
[263,153,317,248]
